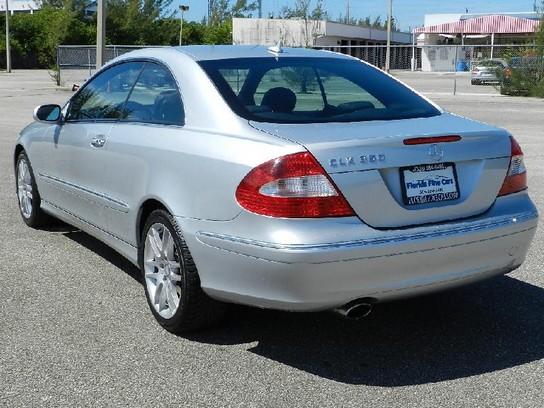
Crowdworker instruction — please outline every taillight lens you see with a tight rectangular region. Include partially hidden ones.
[498,136,527,196]
[236,152,355,218]
[504,68,512,78]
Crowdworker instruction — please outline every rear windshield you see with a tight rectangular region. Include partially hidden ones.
[478,60,505,67]
[199,57,440,124]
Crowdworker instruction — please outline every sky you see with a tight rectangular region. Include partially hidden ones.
[181,0,540,31]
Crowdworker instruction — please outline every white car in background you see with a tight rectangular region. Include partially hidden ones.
[471,59,508,85]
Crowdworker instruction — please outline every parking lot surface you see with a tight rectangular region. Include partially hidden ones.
[1,70,543,407]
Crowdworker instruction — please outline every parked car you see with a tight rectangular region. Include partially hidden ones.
[14,46,538,332]
[471,59,507,85]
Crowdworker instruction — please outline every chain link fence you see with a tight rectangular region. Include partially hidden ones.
[315,44,541,94]
[58,44,541,94]
[314,44,539,71]
[57,45,166,87]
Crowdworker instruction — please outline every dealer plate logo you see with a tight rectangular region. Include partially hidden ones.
[428,144,444,162]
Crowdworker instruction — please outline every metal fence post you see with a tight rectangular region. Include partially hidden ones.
[56,46,61,86]
[88,48,92,78]
[453,45,458,95]
[411,30,416,71]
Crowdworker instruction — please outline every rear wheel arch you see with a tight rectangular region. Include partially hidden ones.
[136,198,170,246]
[14,144,24,171]
[138,207,226,332]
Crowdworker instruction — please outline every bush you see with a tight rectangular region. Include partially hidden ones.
[498,48,544,98]
[0,7,94,68]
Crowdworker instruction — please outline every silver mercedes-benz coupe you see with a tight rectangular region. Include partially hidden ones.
[14,45,538,332]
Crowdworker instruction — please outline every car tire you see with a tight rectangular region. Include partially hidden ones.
[471,79,479,85]
[139,209,226,333]
[15,151,53,228]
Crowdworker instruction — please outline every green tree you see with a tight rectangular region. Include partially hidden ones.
[278,0,327,46]
[537,3,544,55]
[280,67,318,93]
[105,0,176,45]
[208,0,258,25]
[280,0,327,20]
[339,14,399,31]
[1,6,93,67]
[203,20,233,44]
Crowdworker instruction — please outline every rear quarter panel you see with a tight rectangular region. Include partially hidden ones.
[103,121,301,244]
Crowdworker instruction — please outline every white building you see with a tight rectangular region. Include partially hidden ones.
[233,18,413,68]
[233,17,412,47]
[415,12,541,72]
[0,0,39,14]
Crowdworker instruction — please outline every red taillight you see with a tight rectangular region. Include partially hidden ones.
[403,135,461,145]
[504,68,512,78]
[498,136,527,196]
[236,152,355,218]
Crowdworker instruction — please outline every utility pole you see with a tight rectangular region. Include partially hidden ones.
[179,5,189,46]
[258,0,262,18]
[5,0,11,73]
[96,0,106,69]
[385,0,392,72]
[346,0,350,23]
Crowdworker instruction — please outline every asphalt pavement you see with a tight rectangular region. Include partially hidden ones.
[1,70,544,407]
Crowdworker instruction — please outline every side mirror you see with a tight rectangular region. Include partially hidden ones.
[33,104,62,123]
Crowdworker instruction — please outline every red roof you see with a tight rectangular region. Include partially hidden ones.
[414,15,540,34]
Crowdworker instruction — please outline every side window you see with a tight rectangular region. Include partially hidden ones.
[219,68,249,95]
[123,62,184,125]
[67,62,143,121]
[318,69,385,109]
[254,67,325,112]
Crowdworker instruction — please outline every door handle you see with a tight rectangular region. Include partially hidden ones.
[90,136,106,148]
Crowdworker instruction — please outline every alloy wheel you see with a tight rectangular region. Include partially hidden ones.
[143,223,183,319]
[17,158,33,219]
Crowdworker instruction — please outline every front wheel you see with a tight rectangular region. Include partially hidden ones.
[139,209,225,333]
[15,151,52,228]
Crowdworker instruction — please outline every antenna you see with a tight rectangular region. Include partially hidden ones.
[268,41,283,54]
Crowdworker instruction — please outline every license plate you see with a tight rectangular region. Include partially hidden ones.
[400,162,460,206]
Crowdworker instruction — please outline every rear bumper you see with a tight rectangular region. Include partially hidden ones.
[472,74,500,83]
[180,192,538,311]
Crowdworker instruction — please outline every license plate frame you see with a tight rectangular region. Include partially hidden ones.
[399,162,460,206]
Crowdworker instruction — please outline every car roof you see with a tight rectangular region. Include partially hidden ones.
[172,45,354,61]
[476,58,506,64]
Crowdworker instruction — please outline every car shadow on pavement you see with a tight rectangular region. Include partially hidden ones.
[187,275,544,386]
[63,229,142,284]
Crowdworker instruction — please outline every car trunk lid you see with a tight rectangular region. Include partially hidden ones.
[250,113,512,228]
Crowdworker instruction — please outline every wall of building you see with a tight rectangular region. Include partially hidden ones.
[232,18,412,48]
[232,18,326,47]
[421,46,458,72]
[0,0,39,13]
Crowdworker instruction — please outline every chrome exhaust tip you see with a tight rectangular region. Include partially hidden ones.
[335,299,374,320]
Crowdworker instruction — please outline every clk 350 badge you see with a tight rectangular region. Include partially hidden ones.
[329,154,386,168]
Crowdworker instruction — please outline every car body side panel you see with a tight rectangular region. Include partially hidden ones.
[101,121,301,245]
[37,122,115,231]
